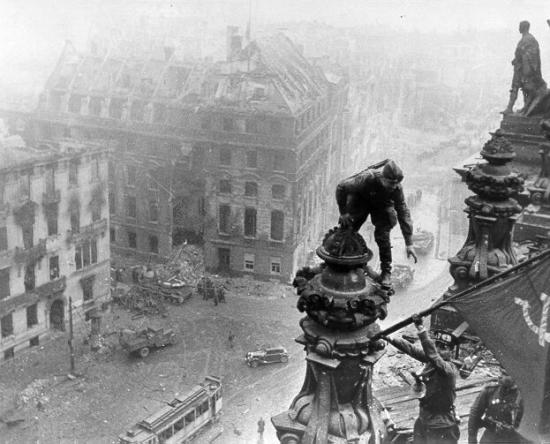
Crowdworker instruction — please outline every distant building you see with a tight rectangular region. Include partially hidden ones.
[31,28,350,282]
[0,140,110,361]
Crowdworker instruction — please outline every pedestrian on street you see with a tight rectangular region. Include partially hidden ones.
[258,417,265,437]
[468,370,526,444]
[228,331,235,348]
[385,314,460,444]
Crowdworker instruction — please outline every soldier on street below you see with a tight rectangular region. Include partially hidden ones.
[385,315,460,444]
[336,159,417,286]
[468,371,527,444]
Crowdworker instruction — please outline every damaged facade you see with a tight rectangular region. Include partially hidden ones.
[31,28,349,281]
[0,140,110,361]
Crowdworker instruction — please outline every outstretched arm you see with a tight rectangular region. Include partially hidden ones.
[385,335,428,363]
[393,186,413,243]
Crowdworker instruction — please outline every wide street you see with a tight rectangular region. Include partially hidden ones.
[0,182,464,444]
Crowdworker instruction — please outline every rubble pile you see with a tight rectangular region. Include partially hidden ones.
[157,244,204,286]
[112,244,203,314]
[16,379,52,408]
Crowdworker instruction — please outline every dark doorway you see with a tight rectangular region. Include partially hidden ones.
[217,248,230,273]
[50,299,65,331]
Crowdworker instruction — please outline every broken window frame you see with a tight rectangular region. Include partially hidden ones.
[149,235,159,254]
[1,313,13,338]
[272,152,284,172]
[272,184,286,200]
[0,226,8,251]
[244,181,258,197]
[68,161,79,187]
[0,267,9,300]
[49,255,59,280]
[26,304,38,328]
[149,200,159,222]
[126,165,137,186]
[126,195,137,219]
[218,179,232,194]
[244,207,257,238]
[246,150,258,168]
[270,210,284,241]
[219,148,231,166]
[218,204,231,234]
[128,231,137,249]
[75,240,98,270]
[24,264,35,292]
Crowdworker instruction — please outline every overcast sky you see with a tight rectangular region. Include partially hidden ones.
[1,0,550,99]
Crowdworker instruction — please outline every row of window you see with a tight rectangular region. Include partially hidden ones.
[1,303,38,338]
[218,205,284,241]
[110,164,160,191]
[0,160,100,207]
[110,228,159,254]
[3,206,100,253]
[108,193,159,223]
[218,180,286,199]
[205,116,283,136]
[295,99,327,135]
[156,399,210,443]
[64,93,286,137]
[2,336,39,360]
[0,240,97,303]
[219,148,285,172]
[243,254,281,274]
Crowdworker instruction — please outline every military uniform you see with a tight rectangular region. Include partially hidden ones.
[387,330,459,444]
[335,168,413,276]
[468,383,526,444]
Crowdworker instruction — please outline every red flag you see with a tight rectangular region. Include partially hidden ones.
[449,250,550,441]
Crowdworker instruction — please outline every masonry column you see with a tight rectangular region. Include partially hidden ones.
[271,227,392,443]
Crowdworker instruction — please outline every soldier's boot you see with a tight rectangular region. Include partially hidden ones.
[378,263,392,287]
[503,89,518,115]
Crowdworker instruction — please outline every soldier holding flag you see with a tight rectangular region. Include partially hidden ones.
[385,314,460,444]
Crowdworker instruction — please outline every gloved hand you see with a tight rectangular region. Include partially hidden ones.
[338,213,354,229]
[411,313,424,329]
[406,245,418,263]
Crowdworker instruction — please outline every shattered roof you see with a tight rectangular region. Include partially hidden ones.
[43,33,332,116]
[45,41,207,102]
[248,33,328,114]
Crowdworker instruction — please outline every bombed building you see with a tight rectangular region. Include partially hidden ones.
[0,138,110,361]
[31,29,350,281]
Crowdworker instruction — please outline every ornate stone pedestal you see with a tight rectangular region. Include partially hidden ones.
[272,228,392,444]
[432,131,524,333]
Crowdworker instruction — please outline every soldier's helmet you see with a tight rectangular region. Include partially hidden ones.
[382,160,404,182]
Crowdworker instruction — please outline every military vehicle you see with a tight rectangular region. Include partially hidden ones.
[391,264,414,289]
[119,327,177,358]
[411,229,435,255]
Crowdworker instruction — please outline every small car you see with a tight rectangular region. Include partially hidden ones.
[245,346,289,368]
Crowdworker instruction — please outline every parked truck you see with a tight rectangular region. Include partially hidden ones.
[119,327,177,358]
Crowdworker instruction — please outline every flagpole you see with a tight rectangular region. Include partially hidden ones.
[370,249,550,341]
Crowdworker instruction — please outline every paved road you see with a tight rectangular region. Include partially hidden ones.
[0,183,465,444]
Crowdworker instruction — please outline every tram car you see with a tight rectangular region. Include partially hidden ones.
[118,376,222,444]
